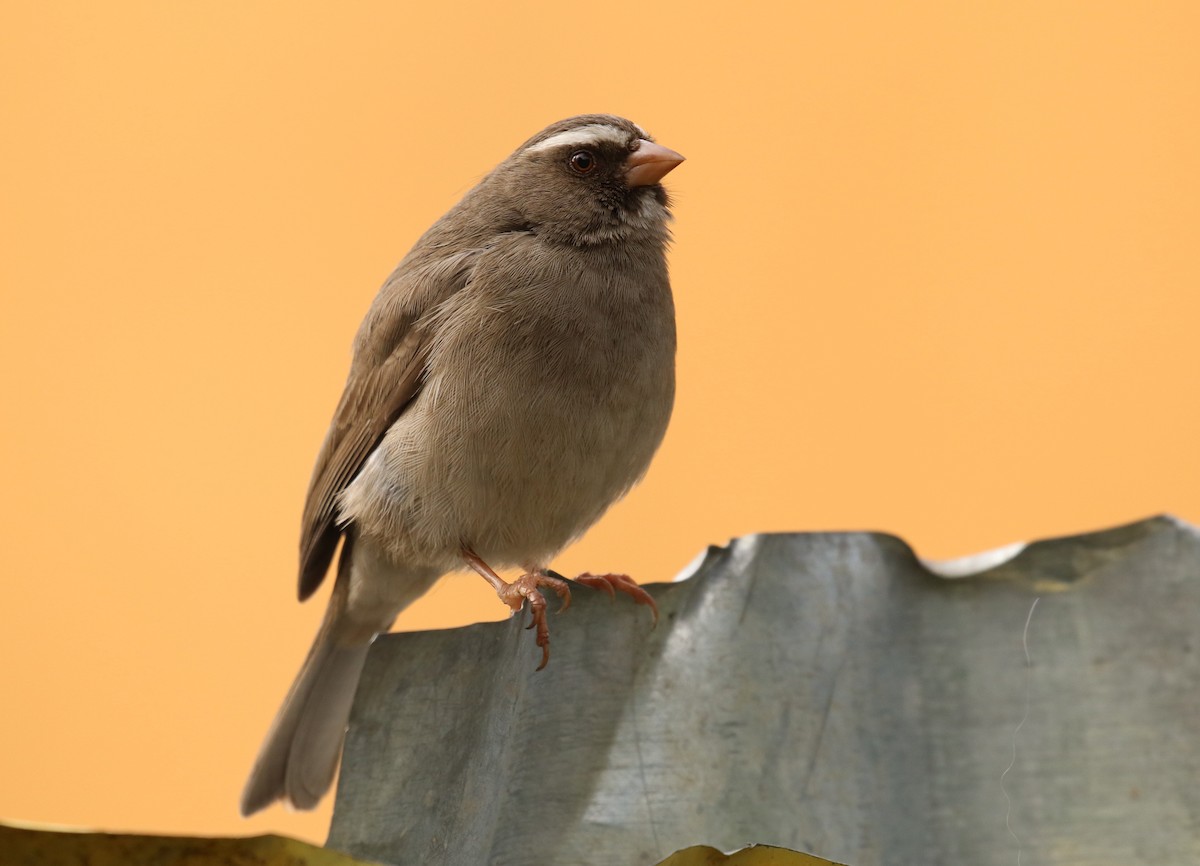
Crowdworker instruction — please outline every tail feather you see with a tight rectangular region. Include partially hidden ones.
[241,534,440,816]
[240,619,373,816]
[241,530,380,817]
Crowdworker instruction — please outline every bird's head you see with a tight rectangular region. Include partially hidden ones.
[486,115,685,247]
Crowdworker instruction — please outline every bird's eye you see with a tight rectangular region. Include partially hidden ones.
[569,151,596,174]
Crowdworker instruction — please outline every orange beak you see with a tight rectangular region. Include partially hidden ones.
[624,140,685,187]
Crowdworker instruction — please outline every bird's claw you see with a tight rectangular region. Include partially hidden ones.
[463,548,653,671]
[500,571,572,670]
[573,572,660,626]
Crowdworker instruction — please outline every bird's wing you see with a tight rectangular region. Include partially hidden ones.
[297,249,478,600]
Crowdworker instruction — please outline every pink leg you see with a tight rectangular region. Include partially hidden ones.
[462,547,571,671]
[573,572,659,626]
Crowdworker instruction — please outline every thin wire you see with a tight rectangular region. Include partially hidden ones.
[1000,596,1039,866]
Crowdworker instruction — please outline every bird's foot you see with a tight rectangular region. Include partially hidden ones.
[572,572,659,626]
[503,571,571,670]
[462,547,571,671]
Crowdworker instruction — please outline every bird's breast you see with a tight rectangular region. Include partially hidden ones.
[342,242,675,571]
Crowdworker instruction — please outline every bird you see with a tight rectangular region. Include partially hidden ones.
[239,114,684,816]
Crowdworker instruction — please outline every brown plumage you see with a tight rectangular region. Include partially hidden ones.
[241,114,684,816]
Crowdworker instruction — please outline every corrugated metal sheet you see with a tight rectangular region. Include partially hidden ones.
[330,516,1200,866]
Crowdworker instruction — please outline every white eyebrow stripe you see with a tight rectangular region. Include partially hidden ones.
[525,124,630,154]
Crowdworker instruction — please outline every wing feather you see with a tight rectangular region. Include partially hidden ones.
[296,248,479,600]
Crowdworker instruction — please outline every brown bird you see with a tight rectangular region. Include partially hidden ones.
[239,115,684,816]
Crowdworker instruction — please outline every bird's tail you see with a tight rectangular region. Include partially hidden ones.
[240,533,403,817]
[239,597,381,816]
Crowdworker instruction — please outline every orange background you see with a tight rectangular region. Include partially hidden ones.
[3,0,1198,846]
